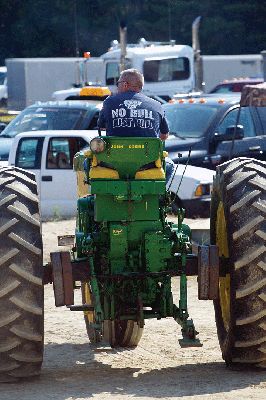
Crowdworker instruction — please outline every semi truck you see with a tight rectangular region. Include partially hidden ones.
[6,40,195,110]
[5,16,264,110]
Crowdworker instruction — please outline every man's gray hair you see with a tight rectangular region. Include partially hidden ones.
[120,69,144,90]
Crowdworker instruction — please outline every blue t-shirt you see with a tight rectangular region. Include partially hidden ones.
[98,91,169,137]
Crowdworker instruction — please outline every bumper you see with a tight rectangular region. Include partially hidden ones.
[0,161,8,168]
[182,198,211,218]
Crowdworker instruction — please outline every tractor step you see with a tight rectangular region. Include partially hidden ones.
[179,338,203,348]
[68,304,94,311]
[57,235,75,247]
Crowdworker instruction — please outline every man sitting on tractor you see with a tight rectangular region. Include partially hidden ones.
[98,68,174,181]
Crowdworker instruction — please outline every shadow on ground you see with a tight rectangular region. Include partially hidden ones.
[0,342,265,399]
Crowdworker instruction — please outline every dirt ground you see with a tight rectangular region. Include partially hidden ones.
[1,218,265,400]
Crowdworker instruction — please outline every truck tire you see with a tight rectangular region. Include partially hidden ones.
[210,158,266,369]
[0,167,43,382]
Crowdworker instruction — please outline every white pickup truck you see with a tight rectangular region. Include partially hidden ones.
[5,130,215,219]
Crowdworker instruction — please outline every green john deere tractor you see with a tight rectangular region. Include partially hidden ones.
[0,121,265,380]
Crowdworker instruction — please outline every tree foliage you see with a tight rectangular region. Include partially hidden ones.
[0,0,265,64]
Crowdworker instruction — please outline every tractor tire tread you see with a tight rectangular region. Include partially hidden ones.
[0,167,44,382]
[212,158,266,368]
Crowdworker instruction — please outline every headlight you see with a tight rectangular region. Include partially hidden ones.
[90,137,106,153]
[194,184,211,197]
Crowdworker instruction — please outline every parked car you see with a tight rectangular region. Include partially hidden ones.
[0,100,101,162]
[163,94,266,169]
[209,77,263,94]
[0,66,7,107]
[5,131,215,219]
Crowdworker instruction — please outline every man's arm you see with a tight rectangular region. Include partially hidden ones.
[159,132,169,141]
[97,108,106,130]
[159,111,169,141]
[97,97,111,130]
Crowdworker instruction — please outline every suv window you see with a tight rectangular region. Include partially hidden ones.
[46,137,88,169]
[217,107,256,137]
[16,138,43,169]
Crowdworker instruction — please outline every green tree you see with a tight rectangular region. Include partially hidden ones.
[0,0,265,64]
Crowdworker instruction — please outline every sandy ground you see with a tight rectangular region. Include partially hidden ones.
[1,218,266,400]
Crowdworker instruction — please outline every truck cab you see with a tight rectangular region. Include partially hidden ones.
[53,41,195,101]
[8,131,98,218]
[101,41,194,99]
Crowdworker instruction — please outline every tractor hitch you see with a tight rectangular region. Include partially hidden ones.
[44,244,220,307]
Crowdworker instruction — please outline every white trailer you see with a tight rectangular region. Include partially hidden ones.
[202,54,263,92]
[5,57,90,110]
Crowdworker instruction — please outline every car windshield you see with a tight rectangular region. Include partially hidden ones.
[0,106,87,138]
[164,104,221,138]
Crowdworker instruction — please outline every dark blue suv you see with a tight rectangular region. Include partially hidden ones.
[163,94,266,169]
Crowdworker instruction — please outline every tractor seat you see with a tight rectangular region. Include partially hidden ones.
[89,165,119,179]
[135,159,165,180]
[89,160,165,180]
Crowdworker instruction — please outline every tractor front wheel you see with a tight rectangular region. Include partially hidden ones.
[81,283,143,347]
[81,282,101,343]
[103,319,143,347]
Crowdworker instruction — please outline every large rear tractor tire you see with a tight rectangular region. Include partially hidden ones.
[210,158,266,369]
[0,167,44,382]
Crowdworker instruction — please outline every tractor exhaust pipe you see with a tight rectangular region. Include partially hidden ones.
[192,16,204,92]
[119,21,127,73]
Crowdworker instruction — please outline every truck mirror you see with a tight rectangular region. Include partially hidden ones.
[214,125,244,141]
